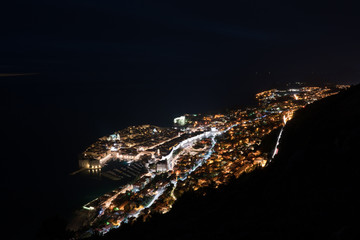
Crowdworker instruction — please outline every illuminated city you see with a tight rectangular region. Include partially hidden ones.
[67,84,349,238]
[3,1,360,239]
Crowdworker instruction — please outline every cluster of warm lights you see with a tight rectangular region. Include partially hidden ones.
[75,84,349,237]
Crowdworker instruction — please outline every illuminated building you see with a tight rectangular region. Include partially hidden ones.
[174,116,187,126]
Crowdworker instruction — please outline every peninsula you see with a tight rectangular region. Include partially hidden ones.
[68,83,349,238]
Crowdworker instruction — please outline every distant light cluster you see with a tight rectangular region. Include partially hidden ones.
[68,83,350,237]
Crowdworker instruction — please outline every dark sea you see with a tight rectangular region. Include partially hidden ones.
[1,74,262,239]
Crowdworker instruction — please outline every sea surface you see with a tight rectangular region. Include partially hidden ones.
[1,74,262,239]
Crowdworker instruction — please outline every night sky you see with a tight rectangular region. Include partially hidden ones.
[1,0,359,86]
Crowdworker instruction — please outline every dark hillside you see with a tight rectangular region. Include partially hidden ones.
[87,85,359,240]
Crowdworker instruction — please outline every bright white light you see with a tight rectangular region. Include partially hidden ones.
[110,146,118,151]
[83,206,95,210]
[174,116,186,125]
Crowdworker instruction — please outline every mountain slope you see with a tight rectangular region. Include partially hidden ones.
[89,85,360,240]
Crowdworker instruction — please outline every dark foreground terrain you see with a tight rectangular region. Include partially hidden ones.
[39,84,360,240]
